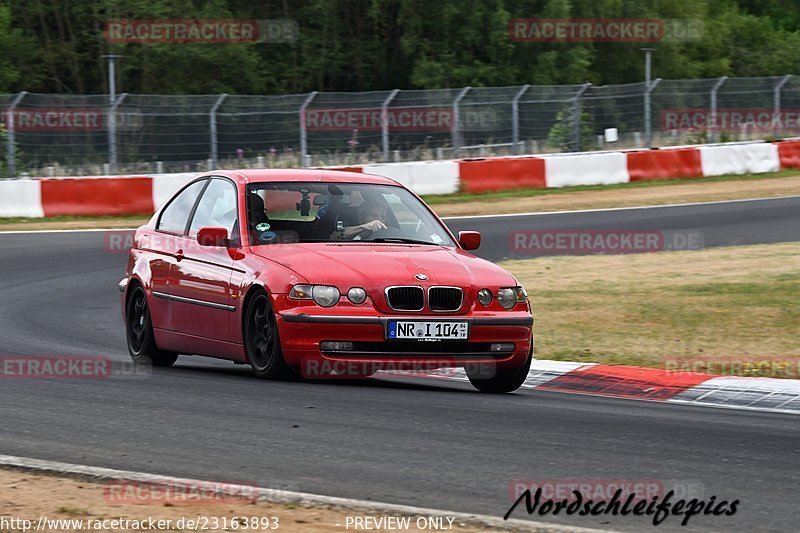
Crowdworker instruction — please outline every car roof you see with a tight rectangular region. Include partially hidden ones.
[224,168,400,186]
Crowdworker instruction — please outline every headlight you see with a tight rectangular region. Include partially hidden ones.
[497,288,517,309]
[498,286,526,309]
[477,288,493,306]
[289,284,313,299]
[347,287,367,305]
[312,285,340,307]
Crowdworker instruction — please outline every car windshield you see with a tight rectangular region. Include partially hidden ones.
[246,182,454,247]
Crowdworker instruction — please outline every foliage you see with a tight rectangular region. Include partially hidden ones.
[546,110,594,151]
[2,0,800,94]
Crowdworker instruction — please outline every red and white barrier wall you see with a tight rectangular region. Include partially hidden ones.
[2,140,799,218]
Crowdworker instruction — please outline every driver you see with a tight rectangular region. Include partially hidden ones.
[332,200,388,240]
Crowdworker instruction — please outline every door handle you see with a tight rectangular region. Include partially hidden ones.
[174,249,185,261]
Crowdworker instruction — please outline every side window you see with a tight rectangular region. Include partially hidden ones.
[157,179,208,234]
[188,179,238,237]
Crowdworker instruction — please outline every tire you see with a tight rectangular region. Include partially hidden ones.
[466,346,533,393]
[126,285,179,367]
[244,290,293,380]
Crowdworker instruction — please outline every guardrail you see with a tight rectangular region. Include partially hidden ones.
[1,140,798,218]
[4,76,800,178]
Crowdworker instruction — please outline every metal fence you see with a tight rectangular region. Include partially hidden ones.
[3,75,800,177]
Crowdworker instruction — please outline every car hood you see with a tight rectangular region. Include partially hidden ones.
[250,243,516,308]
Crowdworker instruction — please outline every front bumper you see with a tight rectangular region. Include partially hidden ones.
[276,306,534,372]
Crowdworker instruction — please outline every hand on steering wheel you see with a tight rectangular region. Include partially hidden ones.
[360,219,387,233]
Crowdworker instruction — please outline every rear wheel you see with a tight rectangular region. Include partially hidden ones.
[126,285,178,367]
[244,291,292,380]
[466,347,532,393]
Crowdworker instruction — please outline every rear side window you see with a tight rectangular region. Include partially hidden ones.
[157,179,207,234]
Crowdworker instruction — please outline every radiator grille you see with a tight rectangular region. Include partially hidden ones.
[428,287,463,312]
[385,286,424,311]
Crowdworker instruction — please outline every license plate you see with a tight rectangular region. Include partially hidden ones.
[387,321,469,340]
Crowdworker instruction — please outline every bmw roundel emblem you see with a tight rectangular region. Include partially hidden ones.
[415,273,429,281]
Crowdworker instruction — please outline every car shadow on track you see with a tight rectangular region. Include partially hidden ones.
[162,359,477,394]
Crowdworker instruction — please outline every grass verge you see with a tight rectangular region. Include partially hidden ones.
[503,242,800,377]
[0,214,150,231]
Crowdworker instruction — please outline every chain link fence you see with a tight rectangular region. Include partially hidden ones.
[3,75,800,177]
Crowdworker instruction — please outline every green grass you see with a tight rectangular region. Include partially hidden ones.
[503,242,800,377]
[421,169,800,204]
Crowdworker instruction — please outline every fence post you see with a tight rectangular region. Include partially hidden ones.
[6,91,26,178]
[209,94,227,169]
[299,91,317,167]
[381,89,399,162]
[774,75,791,137]
[644,78,661,148]
[572,83,591,152]
[709,76,727,143]
[511,85,530,155]
[108,93,127,173]
[452,87,471,158]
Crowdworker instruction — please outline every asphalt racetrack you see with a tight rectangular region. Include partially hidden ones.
[1,196,799,532]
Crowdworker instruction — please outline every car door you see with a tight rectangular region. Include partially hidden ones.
[147,178,209,332]
[169,177,240,342]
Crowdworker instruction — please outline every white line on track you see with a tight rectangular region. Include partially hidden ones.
[0,454,609,533]
[440,194,800,220]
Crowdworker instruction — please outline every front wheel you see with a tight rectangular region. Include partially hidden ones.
[126,285,179,367]
[466,348,532,393]
[244,291,293,380]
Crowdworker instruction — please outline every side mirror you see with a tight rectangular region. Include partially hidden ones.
[197,227,229,247]
[458,231,481,251]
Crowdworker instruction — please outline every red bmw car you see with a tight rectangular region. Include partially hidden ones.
[120,169,534,392]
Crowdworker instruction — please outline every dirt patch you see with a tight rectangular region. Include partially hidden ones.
[0,468,519,532]
[434,175,800,217]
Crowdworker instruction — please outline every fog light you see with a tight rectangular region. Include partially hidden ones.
[312,285,340,307]
[477,288,492,306]
[490,343,515,352]
[320,341,354,352]
[347,287,367,305]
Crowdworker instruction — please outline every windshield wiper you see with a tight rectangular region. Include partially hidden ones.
[368,237,440,245]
